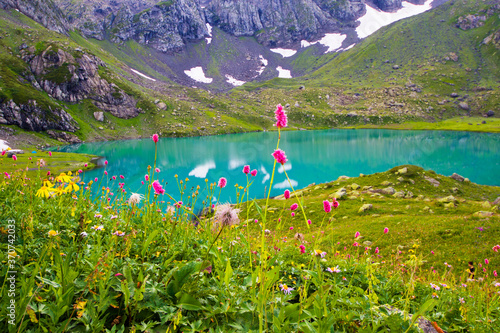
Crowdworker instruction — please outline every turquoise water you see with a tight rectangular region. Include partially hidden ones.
[56,129,500,205]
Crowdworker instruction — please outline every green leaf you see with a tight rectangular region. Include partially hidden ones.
[141,230,160,257]
[178,293,202,311]
[224,259,233,287]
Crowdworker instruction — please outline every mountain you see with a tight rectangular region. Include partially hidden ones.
[0,0,498,148]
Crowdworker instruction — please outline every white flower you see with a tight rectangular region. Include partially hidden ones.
[80,231,88,237]
[128,193,143,205]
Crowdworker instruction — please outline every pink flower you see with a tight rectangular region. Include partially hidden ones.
[354,231,360,238]
[152,180,165,195]
[485,259,489,265]
[243,165,250,174]
[332,200,339,209]
[274,104,288,128]
[299,245,305,254]
[323,200,332,213]
[284,189,290,199]
[94,178,98,182]
[104,160,108,165]
[493,245,500,252]
[84,163,88,167]
[175,201,183,208]
[120,175,124,179]
[218,177,227,188]
[280,284,294,295]
[115,273,123,277]
[353,242,360,247]
[104,171,108,175]
[1,150,5,156]
[112,176,116,180]
[78,169,83,173]
[251,169,257,176]
[307,219,311,225]
[155,168,160,173]
[48,151,52,157]
[4,172,10,179]
[47,171,51,176]
[375,247,379,254]
[289,226,293,231]
[145,174,149,181]
[12,155,17,161]
[384,227,389,234]
[272,149,288,165]
[290,203,298,211]
[313,249,327,258]
[494,270,497,277]
[291,212,295,217]
[431,251,435,254]
[152,134,159,143]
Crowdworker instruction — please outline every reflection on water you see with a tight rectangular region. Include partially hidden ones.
[56,129,500,204]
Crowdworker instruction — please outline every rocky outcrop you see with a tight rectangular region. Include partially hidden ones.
[456,14,487,30]
[0,99,78,132]
[206,0,365,47]
[21,45,139,118]
[373,0,402,12]
[1,0,69,35]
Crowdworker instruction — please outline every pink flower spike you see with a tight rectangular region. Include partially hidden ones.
[289,227,293,231]
[299,245,305,254]
[307,219,311,225]
[175,201,183,208]
[354,231,360,238]
[375,247,379,254]
[78,169,83,173]
[332,200,339,209]
[12,155,17,161]
[431,251,434,254]
[47,171,51,176]
[243,165,250,174]
[284,189,290,199]
[152,180,165,195]
[291,212,295,217]
[152,134,159,143]
[494,270,497,277]
[84,163,88,167]
[4,172,10,179]
[145,175,149,181]
[48,151,52,157]
[1,150,5,156]
[274,104,288,128]
[485,259,489,265]
[104,160,108,165]
[120,175,124,179]
[272,149,288,165]
[141,181,144,185]
[290,203,298,211]
[323,200,332,213]
[251,169,257,177]
[218,177,227,188]
[112,176,116,180]
[155,168,160,173]
[104,171,108,175]
[95,178,98,182]
[384,227,389,234]
[115,273,123,276]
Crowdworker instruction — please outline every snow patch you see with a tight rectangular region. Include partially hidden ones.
[276,66,292,79]
[257,55,268,75]
[273,179,298,189]
[318,33,347,53]
[270,48,297,57]
[225,75,246,86]
[130,69,156,81]
[188,161,216,178]
[0,140,10,151]
[206,37,212,44]
[343,43,356,51]
[206,23,213,44]
[184,66,213,83]
[356,0,433,39]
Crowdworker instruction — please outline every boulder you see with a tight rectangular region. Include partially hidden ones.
[397,177,405,182]
[93,111,104,122]
[424,176,440,187]
[459,102,470,111]
[334,188,347,199]
[393,191,405,198]
[451,173,465,182]
[358,204,373,213]
[493,197,500,206]
[405,191,414,199]
[398,167,408,174]
[351,183,360,190]
[444,202,455,209]
[381,187,396,195]
[482,201,491,209]
[473,211,494,217]
[438,195,457,203]
[337,175,350,181]
[381,181,393,186]
[7,149,24,157]
[486,110,494,117]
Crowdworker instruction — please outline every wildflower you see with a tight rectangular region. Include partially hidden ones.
[342,277,347,281]
[91,225,104,231]
[104,160,108,165]
[291,212,295,217]
[290,203,298,211]
[84,163,88,167]
[166,206,175,215]
[1,150,5,156]
[299,244,305,254]
[94,213,102,218]
[495,283,500,287]
[213,204,240,228]
[384,227,389,234]
[323,200,331,213]
[272,149,288,165]
[493,245,500,252]
[332,199,339,209]
[175,201,183,209]
[48,230,58,237]
[440,283,449,288]
[284,189,290,199]
[65,181,80,193]
[354,231,360,238]
[494,270,497,277]
[375,247,379,254]
[459,297,465,304]
[430,283,440,291]
[128,193,143,205]
[115,273,123,277]
[432,293,439,299]
[152,133,159,143]
[431,251,434,255]
[485,258,489,265]
[294,233,304,241]
[461,284,467,288]
[145,174,149,181]
[155,168,160,173]
[274,104,288,128]
[353,242,360,247]
[218,177,227,188]
[289,226,294,231]
[12,154,17,161]
[265,229,271,234]
[243,165,250,174]
[48,151,52,157]
[4,172,10,179]
[112,230,125,237]
[152,180,165,195]
[280,284,294,295]
[313,249,326,258]
[37,159,46,167]
[80,232,88,237]
[251,169,257,176]
[327,266,341,273]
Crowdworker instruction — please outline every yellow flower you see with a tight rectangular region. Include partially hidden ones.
[43,180,54,187]
[36,186,52,198]
[48,230,58,237]
[65,182,80,193]
[56,173,72,183]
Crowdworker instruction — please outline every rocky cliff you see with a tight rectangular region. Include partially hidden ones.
[20,44,139,118]
[1,0,69,35]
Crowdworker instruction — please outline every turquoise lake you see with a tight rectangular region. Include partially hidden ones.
[56,129,500,206]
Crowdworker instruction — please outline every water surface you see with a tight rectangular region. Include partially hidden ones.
[56,129,500,204]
